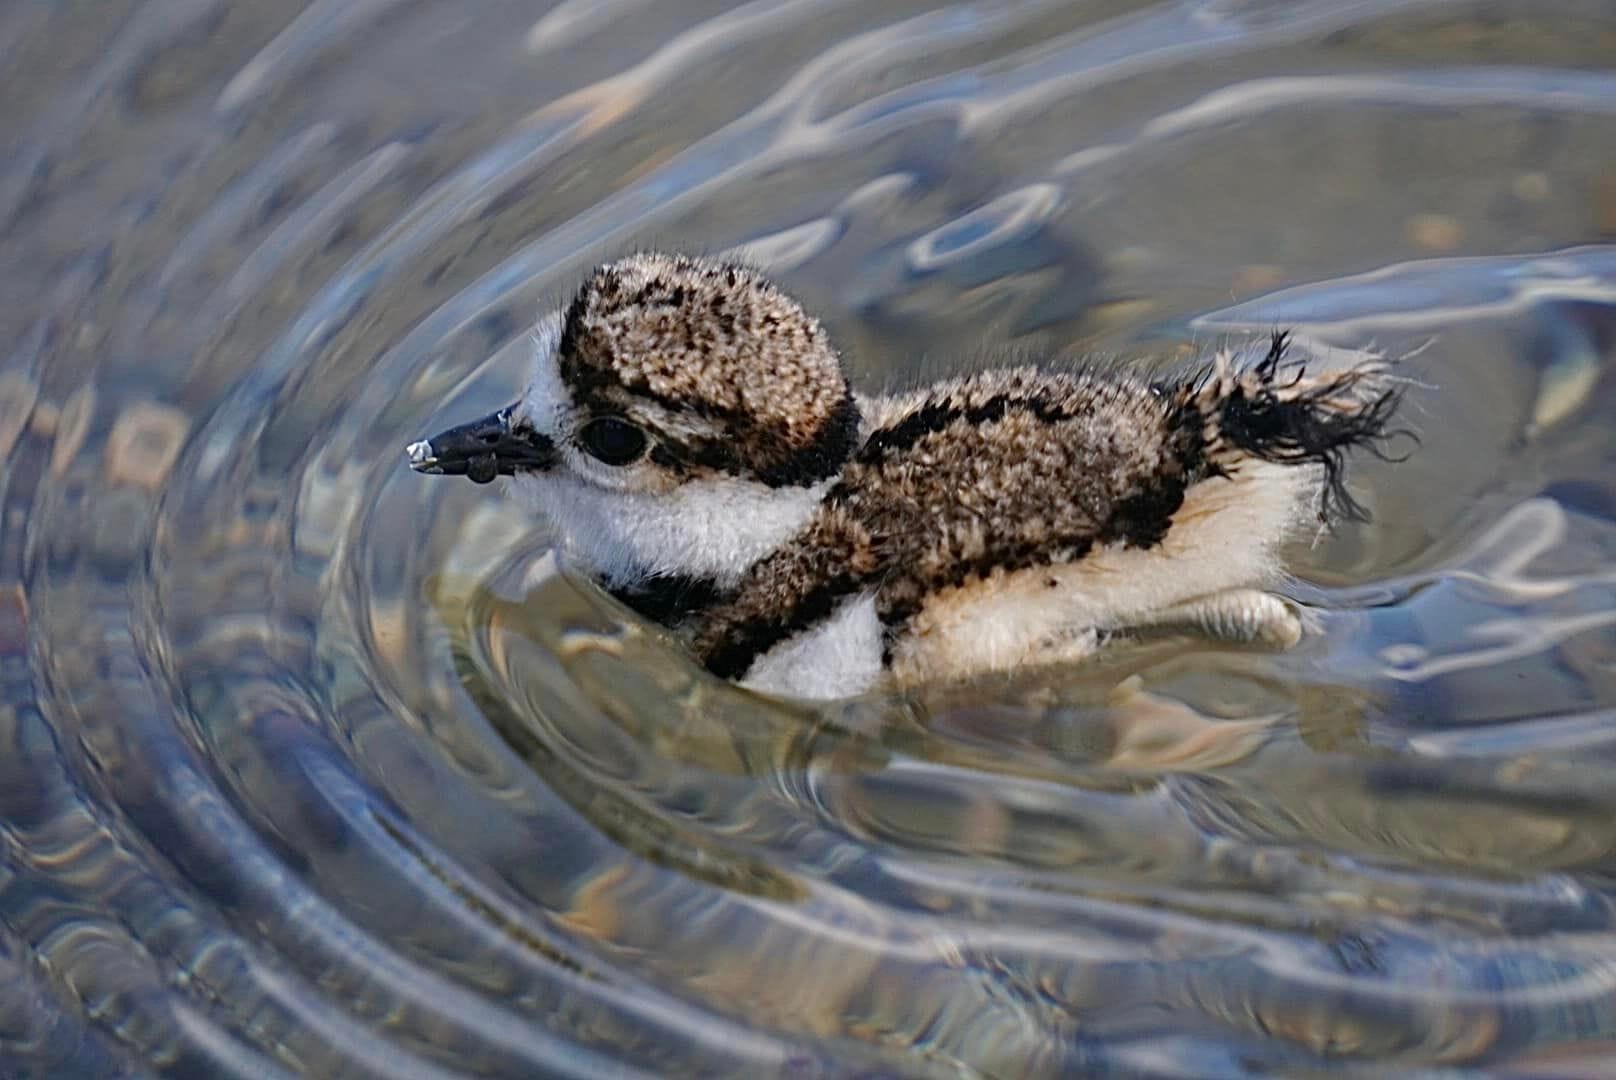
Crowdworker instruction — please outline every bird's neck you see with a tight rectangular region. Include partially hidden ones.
[515,469,837,622]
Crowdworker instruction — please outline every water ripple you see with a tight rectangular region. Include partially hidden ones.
[5,0,1616,1076]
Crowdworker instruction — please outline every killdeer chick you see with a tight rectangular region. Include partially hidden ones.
[409,253,1403,700]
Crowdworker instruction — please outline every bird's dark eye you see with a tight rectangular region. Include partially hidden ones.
[578,416,648,466]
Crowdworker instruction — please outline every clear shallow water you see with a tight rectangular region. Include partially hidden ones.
[4,0,1616,1075]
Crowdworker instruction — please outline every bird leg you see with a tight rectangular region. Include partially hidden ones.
[1123,589,1303,649]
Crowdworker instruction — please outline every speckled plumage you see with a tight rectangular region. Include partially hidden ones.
[410,253,1405,699]
[685,346,1397,690]
[556,252,859,487]
[690,366,1197,674]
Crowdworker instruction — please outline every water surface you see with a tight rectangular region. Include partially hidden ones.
[4,1,1616,1076]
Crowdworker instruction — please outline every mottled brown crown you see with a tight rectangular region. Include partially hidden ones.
[556,252,859,487]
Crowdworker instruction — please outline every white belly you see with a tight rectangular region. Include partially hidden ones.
[740,593,884,700]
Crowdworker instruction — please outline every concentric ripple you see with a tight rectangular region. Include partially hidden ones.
[5,1,1616,1076]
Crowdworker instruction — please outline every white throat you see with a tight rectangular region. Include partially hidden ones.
[510,470,828,588]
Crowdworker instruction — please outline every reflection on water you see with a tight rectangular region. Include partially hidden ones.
[4,0,1616,1074]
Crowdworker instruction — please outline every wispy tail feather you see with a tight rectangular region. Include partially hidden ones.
[1181,332,1413,522]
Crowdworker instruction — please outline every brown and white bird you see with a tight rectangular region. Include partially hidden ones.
[409,252,1402,699]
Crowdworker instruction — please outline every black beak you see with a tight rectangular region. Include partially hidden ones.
[406,405,555,485]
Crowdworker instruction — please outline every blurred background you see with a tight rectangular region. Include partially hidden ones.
[3,1,1616,1075]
